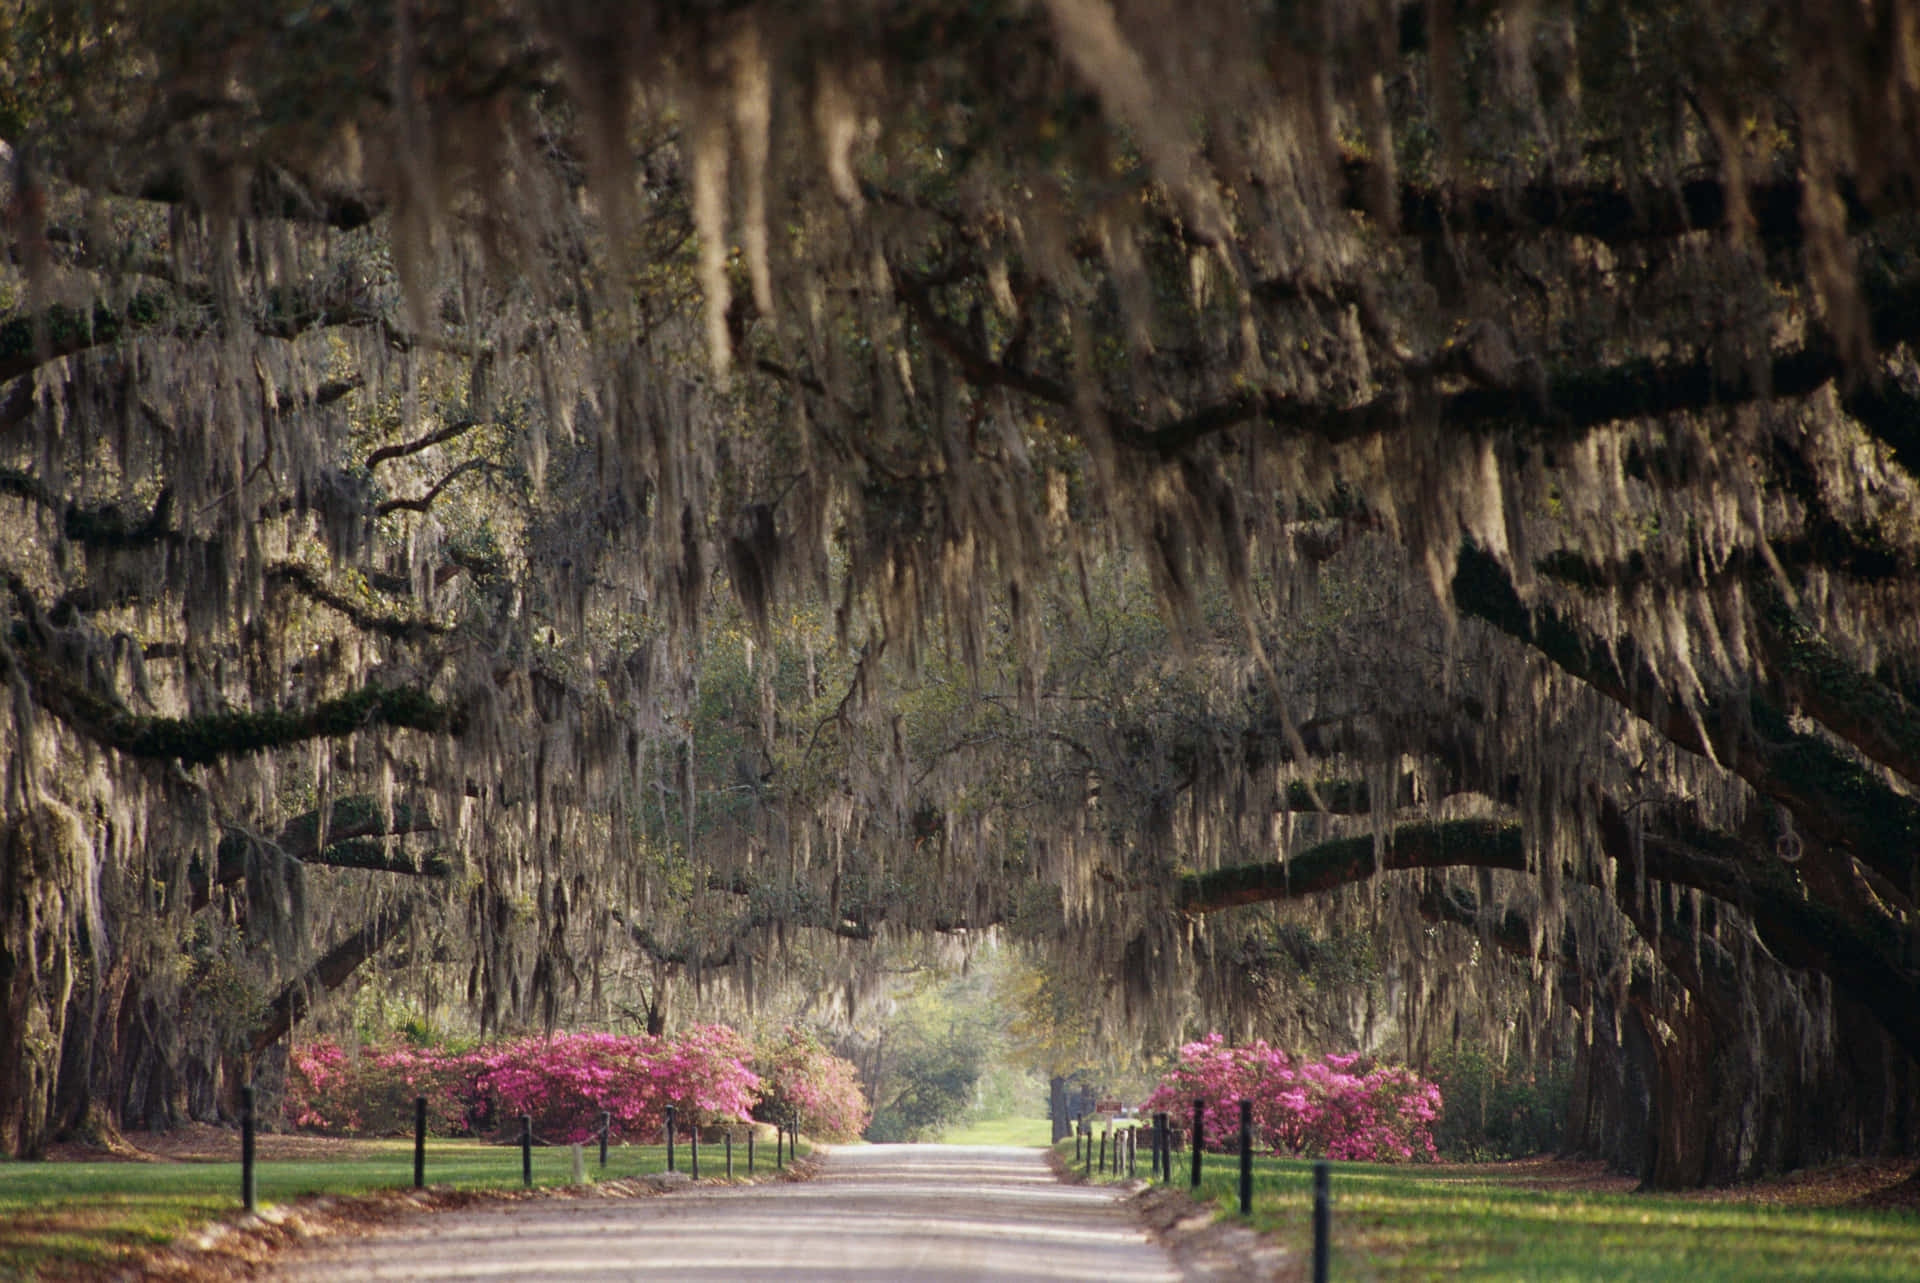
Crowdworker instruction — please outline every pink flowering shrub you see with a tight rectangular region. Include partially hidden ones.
[1144,1034,1441,1162]
[469,1026,760,1142]
[286,1026,761,1144]
[752,1026,871,1142]
[287,1040,469,1135]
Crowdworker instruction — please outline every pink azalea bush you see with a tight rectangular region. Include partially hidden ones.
[468,1026,761,1142]
[287,1025,761,1144]
[752,1026,871,1142]
[287,1039,470,1135]
[1144,1034,1442,1162]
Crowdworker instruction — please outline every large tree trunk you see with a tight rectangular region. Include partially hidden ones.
[0,804,90,1158]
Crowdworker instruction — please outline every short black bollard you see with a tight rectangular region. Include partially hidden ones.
[414,1095,427,1189]
[241,1084,257,1213]
[690,1125,700,1180]
[1191,1099,1204,1190]
[599,1111,610,1169]
[1074,1117,1082,1165]
[665,1105,677,1173]
[1098,1129,1107,1175]
[748,1130,755,1174]
[725,1130,734,1181]
[1155,1112,1169,1182]
[1128,1124,1136,1178]
[1312,1160,1331,1283]
[520,1114,533,1189]
[1238,1099,1253,1217]
[775,1122,784,1170]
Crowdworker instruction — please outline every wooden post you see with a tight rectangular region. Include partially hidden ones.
[414,1096,427,1189]
[1238,1099,1253,1216]
[1191,1099,1204,1189]
[241,1084,257,1213]
[1312,1161,1331,1283]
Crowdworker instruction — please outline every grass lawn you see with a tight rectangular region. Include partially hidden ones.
[1060,1141,1920,1281]
[0,1137,797,1280]
[935,1116,1055,1146]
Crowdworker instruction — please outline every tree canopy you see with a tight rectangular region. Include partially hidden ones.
[2,0,1918,1187]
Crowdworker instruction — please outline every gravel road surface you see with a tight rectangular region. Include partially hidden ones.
[266,1144,1182,1282]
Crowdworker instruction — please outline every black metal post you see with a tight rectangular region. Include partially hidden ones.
[748,1130,755,1174]
[599,1111,610,1169]
[1099,1129,1107,1174]
[665,1105,677,1172]
[520,1114,533,1188]
[1128,1124,1136,1178]
[1238,1099,1253,1216]
[1155,1112,1169,1182]
[1191,1099,1204,1189]
[725,1130,733,1181]
[1312,1161,1331,1283]
[240,1084,257,1212]
[1074,1119,1082,1164]
[690,1124,700,1179]
[775,1121,784,1170]
[414,1096,427,1189]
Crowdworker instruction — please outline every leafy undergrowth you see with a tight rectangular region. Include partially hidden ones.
[1,1131,810,1281]
[1061,1143,1920,1281]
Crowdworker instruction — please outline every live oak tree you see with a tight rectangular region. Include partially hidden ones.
[2,1,1918,1188]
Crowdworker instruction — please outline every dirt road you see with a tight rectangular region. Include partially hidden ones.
[266,1144,1183,1282]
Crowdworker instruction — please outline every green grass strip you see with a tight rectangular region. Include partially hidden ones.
[1058,1142,1920,1282]
[934,1116,1055,1146]
[0,1139,753,1278]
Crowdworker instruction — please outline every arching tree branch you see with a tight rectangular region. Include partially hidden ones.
[266,562,450,640]
[2,624,462,765]
[1177,819,1524,913]
[1451,543,1920,893]
[247,899,419,1056]
[375,458,489,516]
[364,418,484,470]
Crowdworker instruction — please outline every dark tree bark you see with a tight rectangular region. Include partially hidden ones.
[247,901,419,1058]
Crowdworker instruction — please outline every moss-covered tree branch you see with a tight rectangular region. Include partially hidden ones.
[5,632,462,766]
[266,562,449,641]
[1452,544,1920,893]
[1183,805,1920,1063]
[191,797,443,908]
[1177,819,1525,913]
[247,900,419,1056]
